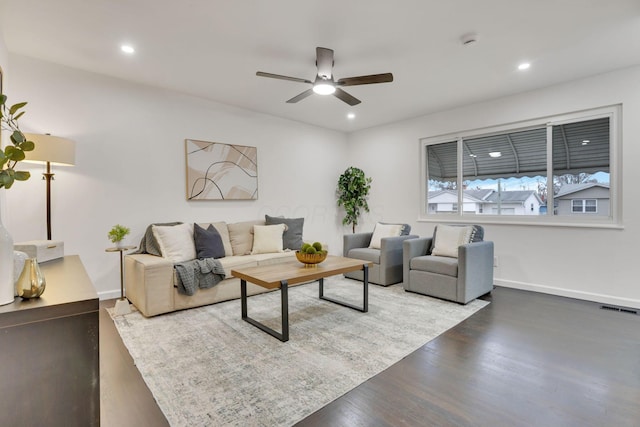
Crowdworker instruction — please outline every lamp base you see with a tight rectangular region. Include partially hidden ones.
[113,298,131,316]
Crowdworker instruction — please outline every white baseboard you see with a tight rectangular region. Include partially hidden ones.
[98,289,122,301]
[495,278,640,309]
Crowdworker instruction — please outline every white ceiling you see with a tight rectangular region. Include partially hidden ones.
[1,0,639,132]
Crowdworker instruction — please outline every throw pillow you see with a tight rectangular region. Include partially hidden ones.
[134,221,182,256]
[193,223,225,259]
[251,224,286,254]
[152,223,196,263]
[265,215,304,250]
[228,220,264,255]
[431,225,473,258]
[198,221,233,257]
[368,223,404,249]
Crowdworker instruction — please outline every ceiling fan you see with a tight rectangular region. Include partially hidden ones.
[256,47,393,106]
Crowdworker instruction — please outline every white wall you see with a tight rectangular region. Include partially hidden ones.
[5,51,640,308]
[4,54,349,298]
[348,65,640,308]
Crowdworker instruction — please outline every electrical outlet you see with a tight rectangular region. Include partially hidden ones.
[493,256,498,267]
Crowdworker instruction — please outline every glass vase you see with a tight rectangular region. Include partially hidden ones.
[16,258,46,299]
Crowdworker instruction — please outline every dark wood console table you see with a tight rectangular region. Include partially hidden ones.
[0,255,100,426]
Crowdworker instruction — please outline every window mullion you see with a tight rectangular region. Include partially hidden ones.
[457,137,464,217]
[546,124,554,216]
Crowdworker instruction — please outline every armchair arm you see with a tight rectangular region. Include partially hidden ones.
[457,241,494,303]
[343,232,373,256]
[403,237,432,285]
[379,234,419,283]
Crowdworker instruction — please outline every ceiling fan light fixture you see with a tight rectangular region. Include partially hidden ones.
[313,82,336,95]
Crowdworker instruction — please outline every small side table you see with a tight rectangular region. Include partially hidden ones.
[106,245,137,315]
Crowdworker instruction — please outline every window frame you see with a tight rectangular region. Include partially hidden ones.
[419,105,621,228]
[572,199,598,214]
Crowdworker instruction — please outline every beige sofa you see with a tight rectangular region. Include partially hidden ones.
[124,219,301,317]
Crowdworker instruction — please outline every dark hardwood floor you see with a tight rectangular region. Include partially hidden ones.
[100,287,640,426]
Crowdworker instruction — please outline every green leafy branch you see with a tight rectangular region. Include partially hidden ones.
[0,94,34,189]
[337,166,372,233]
[108,224,131,243]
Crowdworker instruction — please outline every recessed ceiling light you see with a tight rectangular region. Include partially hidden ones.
[347,112,355,119]
[518,62,530,71]
[121,45,135,54]
[489,151,502,158]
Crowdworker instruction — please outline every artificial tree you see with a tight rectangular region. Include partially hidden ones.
[337,166,372,233]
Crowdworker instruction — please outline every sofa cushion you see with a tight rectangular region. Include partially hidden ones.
[254,251,297,265]
[217,255,260,277]
[368,223,403,249]
[347,247,381,264]
[431,225,473,258]
[198,221,233,257]
[228,220,264,255]
[251,224,286,254]
[410,255,458,277]
[152,223,196,263]
[265,215,304,250]
[193,223,225,259]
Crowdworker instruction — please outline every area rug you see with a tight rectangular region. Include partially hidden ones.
[111,277,488,426]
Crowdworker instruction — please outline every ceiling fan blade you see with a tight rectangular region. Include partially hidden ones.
[337,73,394,86]
[286,89,314,103]
[333,88,361,106]
[256,71,312,84]
[315,47,334,79]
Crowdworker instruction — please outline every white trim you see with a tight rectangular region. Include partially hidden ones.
[98,289,122,301]
[495,278,640,309]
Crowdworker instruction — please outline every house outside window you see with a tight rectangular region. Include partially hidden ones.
[421,105,619,226]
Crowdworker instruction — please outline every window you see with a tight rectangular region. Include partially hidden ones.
[421,106,618,226]
[572,199,597,213]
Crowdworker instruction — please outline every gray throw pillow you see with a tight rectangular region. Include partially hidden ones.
[265,215,304,250]
[194,223,226,259]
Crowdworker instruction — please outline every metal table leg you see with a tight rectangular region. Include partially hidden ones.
[319,264,369,312]
[241,279,290,342]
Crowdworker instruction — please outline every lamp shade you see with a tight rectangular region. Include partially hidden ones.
[22,133,76,166]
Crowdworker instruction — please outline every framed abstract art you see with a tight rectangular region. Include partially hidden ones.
[185,139,258,200]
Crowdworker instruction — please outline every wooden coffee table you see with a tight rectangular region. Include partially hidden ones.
[231,255,372,342]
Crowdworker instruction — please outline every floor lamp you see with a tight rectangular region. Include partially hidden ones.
[23,133,76,241]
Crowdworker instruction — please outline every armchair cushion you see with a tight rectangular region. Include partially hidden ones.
[410,255,458,277]
[368,223,404,249]
[431,225,473,258]
[368,222,411,249]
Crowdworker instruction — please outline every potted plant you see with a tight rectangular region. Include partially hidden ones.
[0,94,34,189]
[337,166,372,233]
[108,224,131,248]
[0,94,35,305]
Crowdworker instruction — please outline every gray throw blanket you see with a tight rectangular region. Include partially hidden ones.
[174,258,226,296]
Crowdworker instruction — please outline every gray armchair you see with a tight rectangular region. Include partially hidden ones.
[403,225,494,304]
[343,224,418,286]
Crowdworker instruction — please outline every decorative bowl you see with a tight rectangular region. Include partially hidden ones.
[295,250,328,266]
